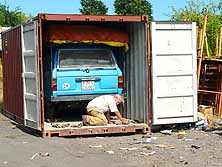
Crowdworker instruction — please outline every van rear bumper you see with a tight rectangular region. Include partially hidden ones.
[51,94,115,102]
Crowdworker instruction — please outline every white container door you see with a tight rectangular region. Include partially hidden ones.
[151,22,197,125]
[22,21,41,130]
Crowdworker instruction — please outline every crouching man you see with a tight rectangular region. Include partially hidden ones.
[82,94,128,126]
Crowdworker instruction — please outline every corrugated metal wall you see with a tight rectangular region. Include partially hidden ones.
[124,22,148,122]
[2,26,24,123]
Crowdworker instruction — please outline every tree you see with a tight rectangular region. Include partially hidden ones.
[114,0,153,20]
[0,4,29,26]
[169,0,222,57]
[80,0,108,15]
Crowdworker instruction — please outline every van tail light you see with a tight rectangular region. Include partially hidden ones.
[52,78,57,91]
[118,76,123,88]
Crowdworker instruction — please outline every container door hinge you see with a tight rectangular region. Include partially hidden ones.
[39,58,42,65]
[40,91,44,100]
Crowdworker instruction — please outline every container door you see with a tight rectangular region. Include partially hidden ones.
[151,22,197,125]
[21,21,41,130]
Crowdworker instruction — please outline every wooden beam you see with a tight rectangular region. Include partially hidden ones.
[216,34,219,57]
[205,33,210,57]
[198,89,222,95]
[218,64,222,118]
[219,26,222,57]
[197,15,208,89]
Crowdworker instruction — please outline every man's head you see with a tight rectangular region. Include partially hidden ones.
[114,94,124,105]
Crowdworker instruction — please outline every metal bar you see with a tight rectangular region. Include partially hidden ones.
[50,94,109,102]
[147,22,151,130]
[38,16,45,137]
[39,14,148,22]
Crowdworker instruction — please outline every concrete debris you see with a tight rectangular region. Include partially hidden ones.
[151,137,158,140]
[143,145,152,150]
[131,139,156,145]
[145,138,152,143]
[119,147,139,151]
[210,130,222,135]
[160,130,172,135]
[89,145,103,148]
[184,138,193,141]
[155,144,176,149]
[30,152,49,160]
[141,151,156,156]
[30,153,39,160]
[10,125,16,129]
[95,137,105,139]
[142,132,152,138]
[106,150,114,154]
[119,148,128,151]
[143,138,157,144]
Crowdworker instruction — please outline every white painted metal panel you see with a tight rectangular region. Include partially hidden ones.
[22,21,41,129]
[151,22,197,125]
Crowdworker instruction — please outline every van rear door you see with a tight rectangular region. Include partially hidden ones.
[53,49,122,97]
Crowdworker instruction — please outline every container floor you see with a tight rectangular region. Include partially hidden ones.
[43,106,149,137]
[43,118,149,137]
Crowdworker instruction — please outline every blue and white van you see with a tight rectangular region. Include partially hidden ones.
[50,46,123,102]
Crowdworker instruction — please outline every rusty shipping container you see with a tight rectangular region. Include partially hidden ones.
[2,14,198,137]
[2,14,150,137]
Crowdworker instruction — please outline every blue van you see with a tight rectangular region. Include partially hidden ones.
[50,47,123,102]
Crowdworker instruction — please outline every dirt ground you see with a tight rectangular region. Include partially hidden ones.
[1,113,222,167]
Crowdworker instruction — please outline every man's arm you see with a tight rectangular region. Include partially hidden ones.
[105,111,112,124]
[114,111,128,124]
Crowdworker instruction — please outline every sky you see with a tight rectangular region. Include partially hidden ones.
[0,0,221,20]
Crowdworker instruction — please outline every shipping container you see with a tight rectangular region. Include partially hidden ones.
[1,14,197,137]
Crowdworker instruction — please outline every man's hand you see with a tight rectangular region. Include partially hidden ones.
[114,111,128,125]
[121,118,128,124]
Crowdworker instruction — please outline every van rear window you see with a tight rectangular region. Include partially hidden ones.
[59,49,115,68]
